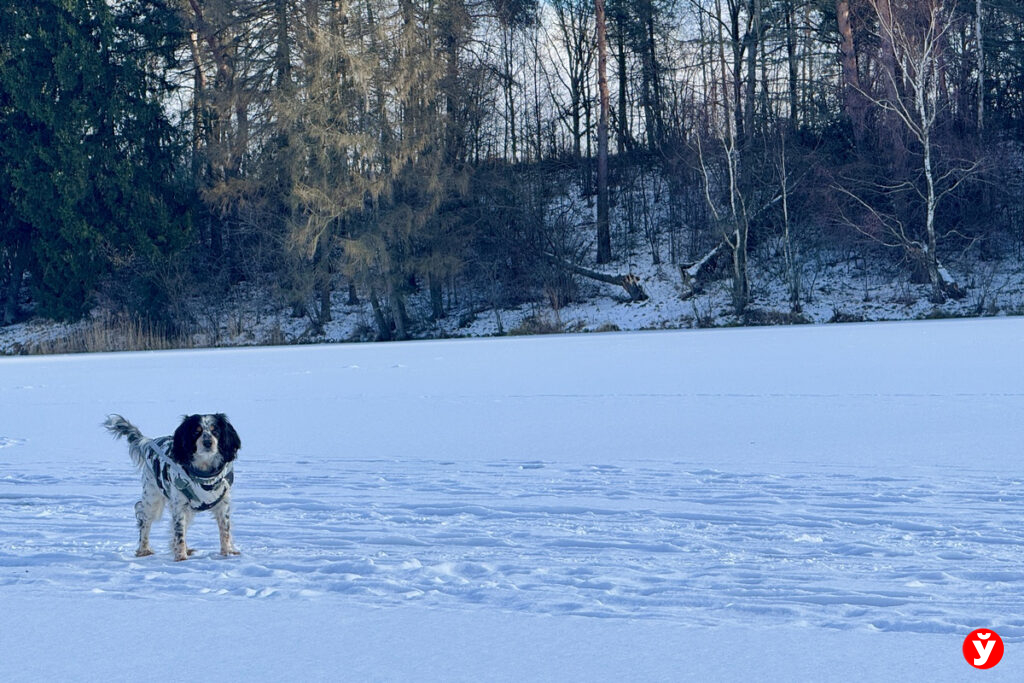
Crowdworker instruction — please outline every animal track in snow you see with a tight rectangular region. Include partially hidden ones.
[2,456,1022,637]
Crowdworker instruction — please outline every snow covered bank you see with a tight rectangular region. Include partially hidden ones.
[3,249,1023,354]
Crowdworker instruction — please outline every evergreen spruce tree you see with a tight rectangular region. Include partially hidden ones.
[0,0,186,322]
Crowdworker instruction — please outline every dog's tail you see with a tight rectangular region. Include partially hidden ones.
[105,414,144,444]
[104,414,149,468]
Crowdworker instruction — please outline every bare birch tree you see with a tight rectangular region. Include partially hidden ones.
[846,1,975,302]
[689,0,751,316]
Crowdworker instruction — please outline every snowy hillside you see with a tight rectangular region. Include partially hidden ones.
[3,242,1024,355]
[2,319,1023,680]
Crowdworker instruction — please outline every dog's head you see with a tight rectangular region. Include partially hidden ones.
[172,414,241,470]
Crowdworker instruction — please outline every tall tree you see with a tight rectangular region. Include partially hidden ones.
[595,0,612,263]
[282,0,456,339]
[550,0,594,161]
[846,0,974,302]
[835,0,864,141]
[975,0,984,134]
[0,0,187,321]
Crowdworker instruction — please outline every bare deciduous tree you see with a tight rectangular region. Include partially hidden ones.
[860,0,975,301]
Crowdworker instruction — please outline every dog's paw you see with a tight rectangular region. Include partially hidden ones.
[187,548,197,556]
[220,548,241,557]
[135,548,154,557]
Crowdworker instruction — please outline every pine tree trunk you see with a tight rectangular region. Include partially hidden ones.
[873,0,906,157]
[369,290,391,342]
[784,1,799,124]
[743,0,760,155]
[616,20,628,154]
[875,0,898,97]
[595,0,612,264]
[732,225,749,315]
[729,3,744,142]
[835,0,865,142]
[314,243,332,330]
[2,241,26,325]
[976,0,984,134]
[502,26,518,161]
[647,15,664,149]
[430,276,445,320]
[388,280,409,341]
[639,4,656,151]
[318,279,332,326]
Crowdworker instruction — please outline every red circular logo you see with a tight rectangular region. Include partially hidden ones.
[963,629,1004,669]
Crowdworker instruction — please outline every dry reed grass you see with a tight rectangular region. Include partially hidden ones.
[23,314,193,355]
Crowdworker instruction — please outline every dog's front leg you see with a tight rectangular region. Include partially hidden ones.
[214,498,240,556]
[171,501,194,561]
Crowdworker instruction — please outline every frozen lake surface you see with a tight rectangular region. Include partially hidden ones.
[2,319,1022,680]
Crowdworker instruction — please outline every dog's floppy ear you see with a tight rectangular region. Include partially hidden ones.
[216,414,241,462]
[172,414,199,464]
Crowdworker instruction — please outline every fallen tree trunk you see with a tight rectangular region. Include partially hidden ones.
[678,235,732,299]
[543,254,648,302]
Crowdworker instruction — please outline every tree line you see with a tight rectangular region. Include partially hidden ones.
[2,0,1023,337]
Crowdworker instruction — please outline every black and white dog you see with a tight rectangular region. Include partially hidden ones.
[105,414,241,561]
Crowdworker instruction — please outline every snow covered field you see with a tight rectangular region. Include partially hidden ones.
[2,318,1023,680]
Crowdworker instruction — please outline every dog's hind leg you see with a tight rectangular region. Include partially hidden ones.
[134,501,155,557]
[134,480,164,557]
